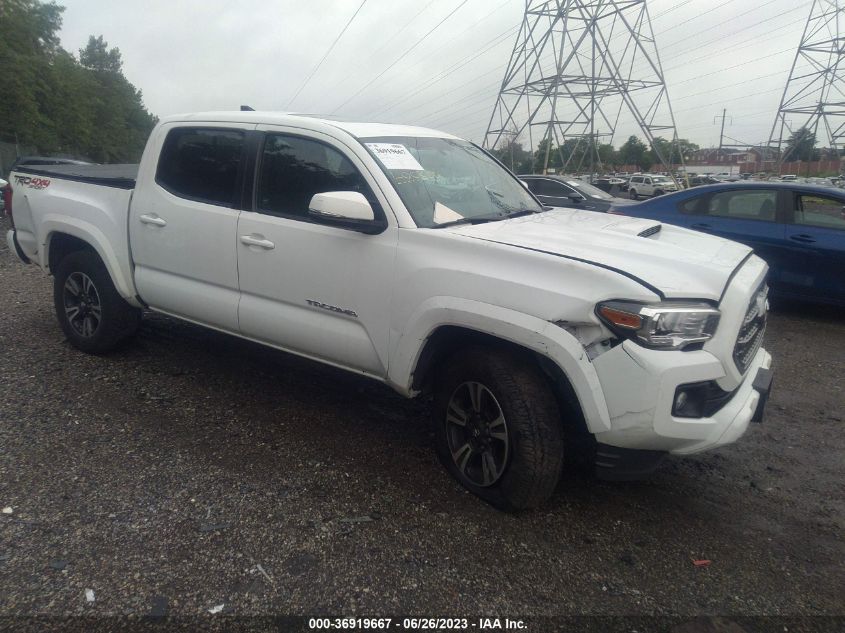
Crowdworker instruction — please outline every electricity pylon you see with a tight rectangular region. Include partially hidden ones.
[483,0,684,177]
[768,0,845,164]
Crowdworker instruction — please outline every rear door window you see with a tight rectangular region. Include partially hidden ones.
[700,189,778,221]
[794,193,845,230]
[532,179,573,197]
[156,128,245,206]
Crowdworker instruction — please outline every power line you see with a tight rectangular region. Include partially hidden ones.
[673,65,809,101]
[367,0,812,152]
[313,0,439,107]
[617,1,813,86]
[662,1,811,55]
[377,0,737,125]
[372,24,519,118]
[391,0,697,118]
[654,0,743,39]
[330,0,471,114]
[375,0,515,83]
[285,0,368,108]
[422,7,810,133]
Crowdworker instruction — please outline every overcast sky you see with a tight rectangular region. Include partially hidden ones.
[58,0,817,150]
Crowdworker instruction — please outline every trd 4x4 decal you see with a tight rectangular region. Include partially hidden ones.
[13,175,51,190]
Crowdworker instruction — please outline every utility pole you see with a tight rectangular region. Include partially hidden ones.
[714,109,731,152]
[483,0,685,182]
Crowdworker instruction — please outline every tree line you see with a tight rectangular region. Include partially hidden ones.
[488,134,699,175]
[489,125,835,175]
[0,0,156,164]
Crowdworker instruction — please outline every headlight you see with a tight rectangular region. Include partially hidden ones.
[596,300,720,350]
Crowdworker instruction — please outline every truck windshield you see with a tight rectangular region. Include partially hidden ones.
[360,136,543,228]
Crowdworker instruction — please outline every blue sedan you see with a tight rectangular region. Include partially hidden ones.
[609,182,845,306]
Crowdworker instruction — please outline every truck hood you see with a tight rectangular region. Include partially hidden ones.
[444,208,752,301]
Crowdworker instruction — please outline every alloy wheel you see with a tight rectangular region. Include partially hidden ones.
[63,272,102,338]
[445,381,510,487]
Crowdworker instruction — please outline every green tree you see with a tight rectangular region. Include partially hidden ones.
[674,138,699,163]
[533,137,564,173]
[558,137,586,171]
[0,1,156,163]
[0,0,65,149]
[618,135,649,170]
[597,143,617,169]
[784,127,819,162]
[79,35,123,73]
[650,136,700,165]
[490,139,533,174]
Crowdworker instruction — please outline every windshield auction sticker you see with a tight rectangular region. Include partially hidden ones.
[365,143,424,170]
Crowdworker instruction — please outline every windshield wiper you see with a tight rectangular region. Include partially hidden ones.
[504,208,543,219]
[430,216,502,229]
[430,208,545,229]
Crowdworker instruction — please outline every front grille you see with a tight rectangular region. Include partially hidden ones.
[733,284,768,373]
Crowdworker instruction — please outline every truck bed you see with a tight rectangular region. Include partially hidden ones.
[15,164,138,189]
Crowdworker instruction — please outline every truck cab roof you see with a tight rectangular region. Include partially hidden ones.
[158,111,460,140]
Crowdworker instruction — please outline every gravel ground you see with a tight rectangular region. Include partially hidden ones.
[0,215,842,629]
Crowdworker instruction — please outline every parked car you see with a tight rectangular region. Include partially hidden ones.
[610,182,845,305]
[627,174,678,199]
[519,174,633,212]
[688,176,722,187]
[7,111,773,510]
[591,176,626,193]
[0,178,7,213]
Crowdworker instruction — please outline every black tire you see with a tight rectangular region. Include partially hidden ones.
[433,346,564,511]
[654,189,664,196]
[629,190,638,200]
[53,250,141,354]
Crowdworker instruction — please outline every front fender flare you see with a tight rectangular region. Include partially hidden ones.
[390,297,611,432]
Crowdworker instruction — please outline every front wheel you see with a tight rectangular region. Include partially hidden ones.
[434,347,564,511]
[629,190,639,200]
[53,250,141,354]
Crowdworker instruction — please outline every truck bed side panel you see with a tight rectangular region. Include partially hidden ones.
[10,174,138,302]
[13,164,138,188]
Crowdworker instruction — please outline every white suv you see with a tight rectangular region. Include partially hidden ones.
[628,174,678,199]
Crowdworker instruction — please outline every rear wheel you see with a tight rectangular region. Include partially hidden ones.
[654,189,664,196]
[53,250,141,354]
[434,346,564,511]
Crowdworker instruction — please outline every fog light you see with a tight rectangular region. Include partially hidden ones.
[673,381,737,419]
[672,384,707,418]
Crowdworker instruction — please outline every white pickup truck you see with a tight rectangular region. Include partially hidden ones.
[5,112,773,510]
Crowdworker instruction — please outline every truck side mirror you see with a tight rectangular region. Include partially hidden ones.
[309,191,385,234]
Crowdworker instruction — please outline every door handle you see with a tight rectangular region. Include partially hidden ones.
[789,234,816,244]
[139,214,167,227]
[691,223,711,230]
[240,235,275,250]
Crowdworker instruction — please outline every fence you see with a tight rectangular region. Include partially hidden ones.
[737,160,843,177]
